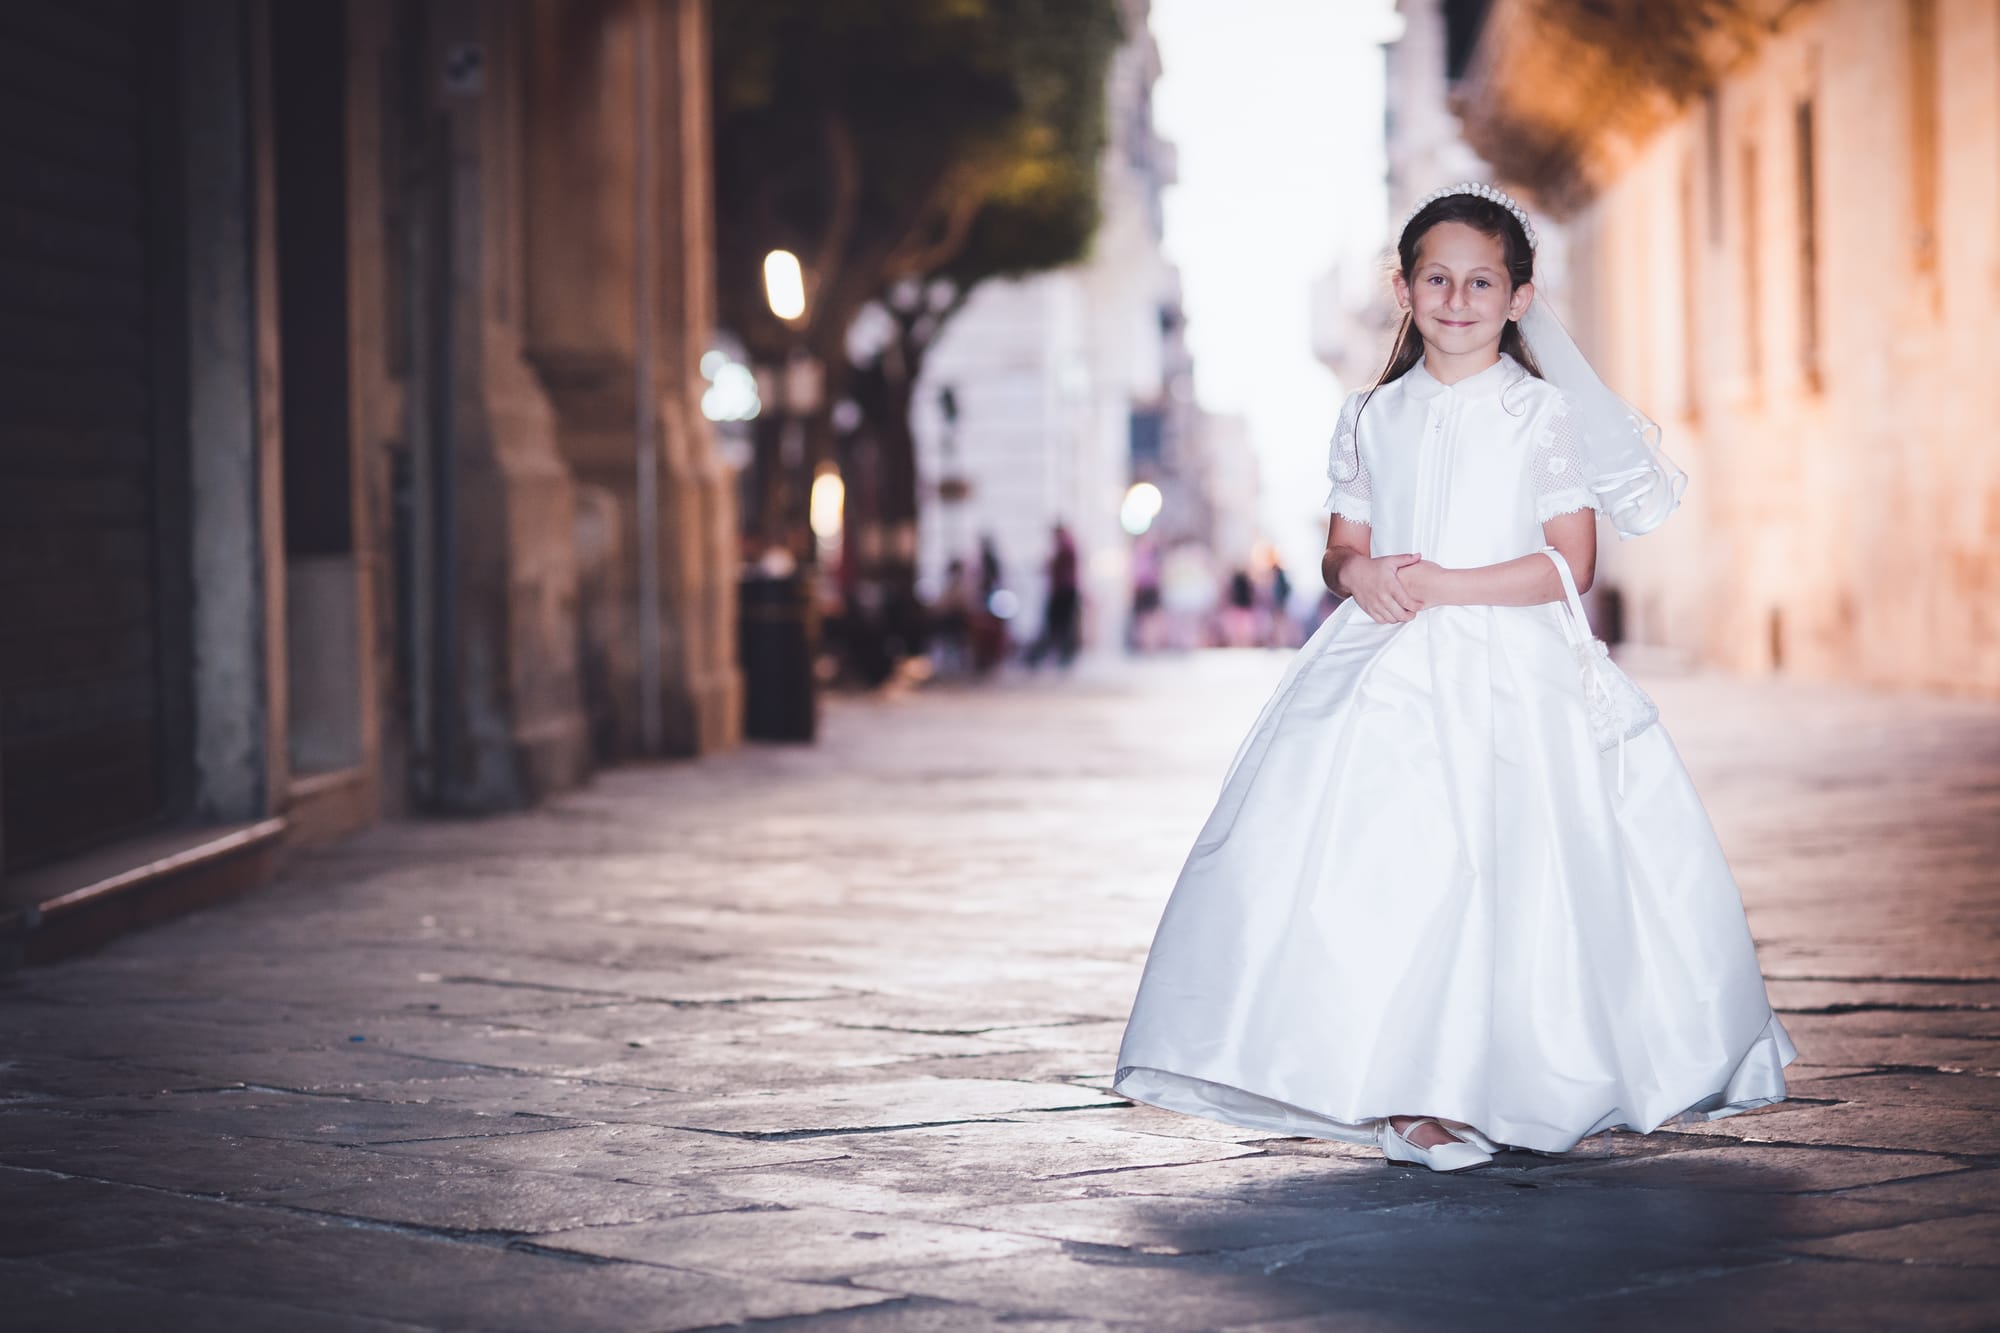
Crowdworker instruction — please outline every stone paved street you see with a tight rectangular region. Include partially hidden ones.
[5,653,1999,1331]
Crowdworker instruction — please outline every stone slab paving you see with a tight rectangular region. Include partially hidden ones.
[3,653,1997,1331]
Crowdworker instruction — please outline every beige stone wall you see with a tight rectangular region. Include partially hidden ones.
[1565,0,2000,695]
[333,0,735,818]
[521,0,740,760]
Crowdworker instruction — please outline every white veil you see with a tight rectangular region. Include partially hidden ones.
[1517,294,1687,541]
[1402,182,1687,540]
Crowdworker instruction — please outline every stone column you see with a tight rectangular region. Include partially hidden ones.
[341,0,412,814]
[422,0,590,808]
[182,0,281,822]
[658,0,743,754]
[522,0,740,759]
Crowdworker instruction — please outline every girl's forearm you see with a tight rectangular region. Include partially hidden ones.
[1321,544,1367,597]
[1430,553,1564,607]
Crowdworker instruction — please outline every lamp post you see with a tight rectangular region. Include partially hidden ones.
[937,384,969,570]
[752,249,810,562]
[737,249,820,742]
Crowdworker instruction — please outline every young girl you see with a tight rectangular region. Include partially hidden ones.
[1113,185,1795,1172]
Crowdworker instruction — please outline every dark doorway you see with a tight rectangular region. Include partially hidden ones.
[0,1,184,871]
[272,0,363,778]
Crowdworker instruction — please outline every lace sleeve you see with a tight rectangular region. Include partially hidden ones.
[1322,391,1371,523]
[1533,393,1600,523]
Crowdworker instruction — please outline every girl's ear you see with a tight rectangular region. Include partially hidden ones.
[1510,280,1536,323]
[1391,271,1411,312]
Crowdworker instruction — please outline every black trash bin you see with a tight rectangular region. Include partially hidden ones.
[738,571,818,742]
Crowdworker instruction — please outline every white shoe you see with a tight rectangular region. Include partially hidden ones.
[1379,1117,1493,1173]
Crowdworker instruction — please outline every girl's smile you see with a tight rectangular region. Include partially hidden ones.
[1392,220,1535,381]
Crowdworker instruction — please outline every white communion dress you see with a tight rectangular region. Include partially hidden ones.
[1114,354,1795,1154]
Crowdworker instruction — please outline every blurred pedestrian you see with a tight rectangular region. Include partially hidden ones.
[979,534,1003,605]
[1130,536,1165,652]
[1221,567,1256,647]
[929,557,975,675]
[1266,560,1295,647]
[1023,523,1081,669]
[970,534,1011,674]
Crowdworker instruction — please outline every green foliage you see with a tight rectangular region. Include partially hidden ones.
[712,0,1125,358]
[945,0,1123,286]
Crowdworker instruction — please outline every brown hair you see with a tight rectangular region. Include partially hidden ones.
[1362,193,1542,417]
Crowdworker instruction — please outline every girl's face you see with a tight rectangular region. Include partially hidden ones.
[1393,221,1534,361]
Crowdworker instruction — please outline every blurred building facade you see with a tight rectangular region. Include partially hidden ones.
[908,0,1208,655]
[1311,1,1504,406]
[1194,412,1261,579]
[1449,0,2000,695]
[0,0,738,960]
[1385,0,1493,221]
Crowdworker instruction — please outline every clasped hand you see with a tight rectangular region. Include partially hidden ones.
[1350,552,1446,623]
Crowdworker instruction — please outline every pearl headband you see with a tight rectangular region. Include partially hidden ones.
[1401,182,1538,249]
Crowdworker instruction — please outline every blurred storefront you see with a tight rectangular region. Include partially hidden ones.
[1446,0,2000,695]
[0,0,739,962]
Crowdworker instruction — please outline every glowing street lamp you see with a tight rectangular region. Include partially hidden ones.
[809,468,845,546]
[699,348,761,423]
[763,249,806,322]
[1120,481,1164,536]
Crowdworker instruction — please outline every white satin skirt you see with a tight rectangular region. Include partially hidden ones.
[1113,599,1796,1154]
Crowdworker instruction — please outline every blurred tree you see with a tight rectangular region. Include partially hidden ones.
[847,12,1124,589]
[713,0,1124,570]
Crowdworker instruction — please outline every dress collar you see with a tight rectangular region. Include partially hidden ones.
[1402,352,1524,402]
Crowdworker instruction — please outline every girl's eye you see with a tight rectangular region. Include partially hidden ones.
[1472,279,1490,289]
[1426,275,1445,285]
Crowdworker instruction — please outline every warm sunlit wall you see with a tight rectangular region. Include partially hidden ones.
[1566,0,2000,695]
